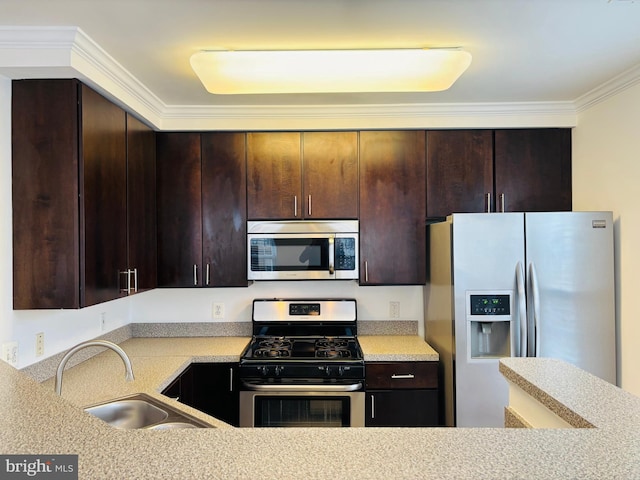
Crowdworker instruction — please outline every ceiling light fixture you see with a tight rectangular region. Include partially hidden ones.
[190,48,472,95]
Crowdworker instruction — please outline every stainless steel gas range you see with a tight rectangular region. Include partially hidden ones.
[238,298,365,427]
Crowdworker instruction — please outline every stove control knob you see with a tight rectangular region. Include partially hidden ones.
[274,366,283,376]
[258,366,268,376]
[324,366,332,376]
[338,366,345,376]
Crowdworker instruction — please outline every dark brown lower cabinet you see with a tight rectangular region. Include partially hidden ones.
[365,362,439,427]
[162,363,239,427]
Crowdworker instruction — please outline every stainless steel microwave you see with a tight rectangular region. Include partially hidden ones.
[247,220,359,280]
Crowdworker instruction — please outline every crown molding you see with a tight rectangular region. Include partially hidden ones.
[158,101,578,131]
[8,25,640,129]
[574,63,640,113]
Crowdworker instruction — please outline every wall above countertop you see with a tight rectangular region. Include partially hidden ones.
[129,282,424,329]
[11,280,424,371]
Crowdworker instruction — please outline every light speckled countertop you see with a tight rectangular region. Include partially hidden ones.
[358,335,439,361]
[2,337,640,479]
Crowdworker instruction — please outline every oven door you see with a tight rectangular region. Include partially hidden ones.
[239,382,365,427]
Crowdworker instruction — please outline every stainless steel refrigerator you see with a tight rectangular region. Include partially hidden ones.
[424,212,616,427]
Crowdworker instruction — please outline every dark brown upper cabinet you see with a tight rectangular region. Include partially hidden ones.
[494,129,572,212]
[302,132,359,219]
[426,128,572,218]
[156,132,247,287]
[201,132,247,287]
[426,130,494,218]
[359,130,426,285]
[247,131,358,220]
[12,79,130,308]
[126,113,157,293]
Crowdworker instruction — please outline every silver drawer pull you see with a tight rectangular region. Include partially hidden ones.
[391,374,415,379]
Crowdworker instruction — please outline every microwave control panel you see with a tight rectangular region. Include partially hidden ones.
[335,237,356,271]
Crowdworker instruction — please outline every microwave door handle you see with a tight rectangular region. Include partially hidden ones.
[328,237,335,275]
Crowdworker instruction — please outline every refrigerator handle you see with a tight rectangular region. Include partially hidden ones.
[529,262,542,357]
[515,262,527,357]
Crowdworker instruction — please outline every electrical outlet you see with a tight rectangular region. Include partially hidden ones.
[100,312,107,331]
[213,302,225,319]
[35,332,44,357]
[2,342,18,367]
[389,301,401,319]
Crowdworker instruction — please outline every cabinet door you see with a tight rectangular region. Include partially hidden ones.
[494,129,572,212]
[426,130,494,217]
[189,363,239,427]
[80,84,128,307]
[12,79,81,309]
[366,390,439,427]
[201,132,248,287]
[156,133,203,287]
[126,114,157,292]
[359,131,426,285]
[302,132,358,219]
[247,132,302,219]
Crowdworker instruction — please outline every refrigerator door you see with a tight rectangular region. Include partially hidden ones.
[451,213,525,427]
[525,212,616,384]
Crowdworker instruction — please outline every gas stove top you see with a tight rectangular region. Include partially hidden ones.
[239,299,364,381]
[245,336,361,360]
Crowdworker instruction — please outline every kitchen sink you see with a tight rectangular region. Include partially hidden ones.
[84,393,212,430]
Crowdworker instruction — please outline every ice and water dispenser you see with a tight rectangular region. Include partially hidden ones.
[466,292,513,359]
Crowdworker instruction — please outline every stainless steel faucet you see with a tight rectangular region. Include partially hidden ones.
[55,340,135,395]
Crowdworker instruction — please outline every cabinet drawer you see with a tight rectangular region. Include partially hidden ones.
[365,362,437,389]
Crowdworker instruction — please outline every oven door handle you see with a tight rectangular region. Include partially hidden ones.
[241,380,363,392]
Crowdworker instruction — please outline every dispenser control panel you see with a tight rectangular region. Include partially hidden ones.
[469,294,511,316]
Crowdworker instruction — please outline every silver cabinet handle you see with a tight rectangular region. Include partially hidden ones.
[500,193,505,213]
[193,264,198,286]
[133,268,138,293]
[364,261,369,282]
[486,192,491,213]
[308,194,312,216]
[391,374,415,379]
[120,269,130,294]
[370,394,375,419]
[205,264,210,286]
[120,269,138,295]
[229,367,233,392]
[294,195,298,217]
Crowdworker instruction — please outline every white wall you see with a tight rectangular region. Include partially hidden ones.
[130,283,424,327]
[573,82,640,396]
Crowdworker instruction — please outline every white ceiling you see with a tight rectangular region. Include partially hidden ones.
[2,0,640,125]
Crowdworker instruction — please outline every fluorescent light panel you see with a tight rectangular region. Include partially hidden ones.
[190,49,472,94]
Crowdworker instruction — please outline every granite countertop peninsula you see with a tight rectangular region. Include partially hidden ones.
[2,336,640,479]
